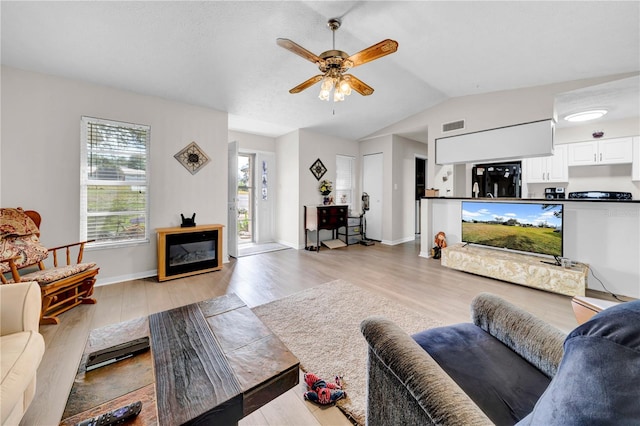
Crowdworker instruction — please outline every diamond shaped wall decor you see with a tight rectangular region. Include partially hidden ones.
[309,158,327,180]
[174,141,210,175]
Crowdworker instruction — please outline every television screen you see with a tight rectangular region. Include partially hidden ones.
[461,201,563,257]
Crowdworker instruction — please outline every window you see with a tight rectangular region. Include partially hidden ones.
[335,155,355,210]
[80,117,150,247]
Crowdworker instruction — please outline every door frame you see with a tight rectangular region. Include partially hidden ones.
[362,152,383,241]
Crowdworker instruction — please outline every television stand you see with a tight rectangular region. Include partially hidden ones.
[441,244,588,297]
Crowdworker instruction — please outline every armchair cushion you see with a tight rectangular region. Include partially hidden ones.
[0,282,45,426]
[517,299,640,425]
[6,262,97,284]
[0,234,49,274]
[0,208,40,237]
[1,331,45,424]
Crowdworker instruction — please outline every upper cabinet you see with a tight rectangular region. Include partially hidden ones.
[633,137,640,182]
[523,144,568,183]
[567,137,633,166]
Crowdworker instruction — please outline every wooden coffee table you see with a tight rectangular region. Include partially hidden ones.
[571,296,620,325]
[60,294,299,425]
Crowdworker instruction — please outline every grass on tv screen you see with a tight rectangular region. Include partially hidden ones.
[461,201,563,257]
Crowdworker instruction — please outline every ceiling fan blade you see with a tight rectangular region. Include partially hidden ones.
[347,39,398,67]
[277,38,322,64]
[289,75,324,94]
[342,74,374,96]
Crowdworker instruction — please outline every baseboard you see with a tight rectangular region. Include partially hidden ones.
[95,269,157,286]
[383,236,416,246]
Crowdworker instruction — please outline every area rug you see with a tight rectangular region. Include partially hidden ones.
[252,280,442,425]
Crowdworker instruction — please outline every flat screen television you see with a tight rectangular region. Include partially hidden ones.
[461,201,563,258]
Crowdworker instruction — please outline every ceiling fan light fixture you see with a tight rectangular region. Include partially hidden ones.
[318,76,334,101]
[338,78,351,95]
[278,18,398,101]
[564,109,608,122]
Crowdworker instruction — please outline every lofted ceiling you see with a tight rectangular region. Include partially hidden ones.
[1,1,639,141]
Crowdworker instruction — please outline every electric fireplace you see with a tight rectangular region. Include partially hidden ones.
[156,224,223,281]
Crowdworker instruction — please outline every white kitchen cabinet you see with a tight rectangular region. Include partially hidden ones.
[523,144,568,183]
[633,137,640,181]
[567,137,633,166]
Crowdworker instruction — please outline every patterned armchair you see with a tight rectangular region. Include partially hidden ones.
[0,208,99,324]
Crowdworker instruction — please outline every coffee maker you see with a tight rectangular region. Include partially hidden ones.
[545,187,566,199]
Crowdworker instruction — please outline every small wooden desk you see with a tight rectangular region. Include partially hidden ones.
[304,205,348,251]
[60,294,299,425]
[571,296,620,324]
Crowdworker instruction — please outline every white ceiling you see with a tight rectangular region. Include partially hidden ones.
[2,1,639,141]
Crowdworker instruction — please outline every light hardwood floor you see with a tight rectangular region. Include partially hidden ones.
[24,240,587,426]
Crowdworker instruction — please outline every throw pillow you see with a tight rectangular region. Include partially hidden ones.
[517,299,640,425]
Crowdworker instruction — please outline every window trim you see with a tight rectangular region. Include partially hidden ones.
[80,116,151,248]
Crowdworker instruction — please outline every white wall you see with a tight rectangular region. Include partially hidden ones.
[393,135,427,244]
[1,66,228,284]
[298,130,359,248]
[358,134,427,245]
[275,131,300,248]
[228,130,276,152]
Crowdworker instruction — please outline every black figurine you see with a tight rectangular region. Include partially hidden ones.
[180,213,196,227]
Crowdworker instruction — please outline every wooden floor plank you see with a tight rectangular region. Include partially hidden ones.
[22,240,588,425]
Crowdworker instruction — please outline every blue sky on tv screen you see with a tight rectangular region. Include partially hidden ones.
[462,202,562,228]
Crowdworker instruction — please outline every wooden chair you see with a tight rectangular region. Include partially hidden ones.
[0,208,99,324]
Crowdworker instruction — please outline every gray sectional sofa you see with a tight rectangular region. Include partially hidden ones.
[361,292,640,425]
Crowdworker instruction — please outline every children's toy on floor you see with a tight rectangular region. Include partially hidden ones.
[431,231,447,259]
[303,372,347,405]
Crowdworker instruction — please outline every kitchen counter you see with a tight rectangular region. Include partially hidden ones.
[422,196,639,203]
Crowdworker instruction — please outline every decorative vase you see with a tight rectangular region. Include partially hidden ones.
[321,190,331,205]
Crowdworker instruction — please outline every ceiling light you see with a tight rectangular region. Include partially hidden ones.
[564,110,608,122]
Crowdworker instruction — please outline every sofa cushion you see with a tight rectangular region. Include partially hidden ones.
[413,323,551,425]
[517,299,640,425]
[0,331,46,424]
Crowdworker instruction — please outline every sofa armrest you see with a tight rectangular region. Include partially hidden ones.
[0,282,41,335]
[361,316,493,426]
[471,293,566,378]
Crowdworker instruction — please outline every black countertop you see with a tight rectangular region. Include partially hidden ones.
[421,196,639,204]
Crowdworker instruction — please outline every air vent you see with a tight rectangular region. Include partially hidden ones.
[442,119,465,133]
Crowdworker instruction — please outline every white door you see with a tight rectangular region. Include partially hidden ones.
[227,141,238,258]
[363,153,383,241]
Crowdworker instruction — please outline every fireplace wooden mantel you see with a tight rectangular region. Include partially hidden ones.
[156,224,224,282]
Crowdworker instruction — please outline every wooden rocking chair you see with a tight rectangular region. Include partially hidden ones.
[0,208,99,324]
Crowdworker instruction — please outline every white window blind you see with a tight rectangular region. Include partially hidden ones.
[335,155,355,209]
[80,117,150,247]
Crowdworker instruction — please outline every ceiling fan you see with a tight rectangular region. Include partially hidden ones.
[277,18,398,102]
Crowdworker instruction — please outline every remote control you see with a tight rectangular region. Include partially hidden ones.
[76,401,142,426]
[86,337,150,371]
